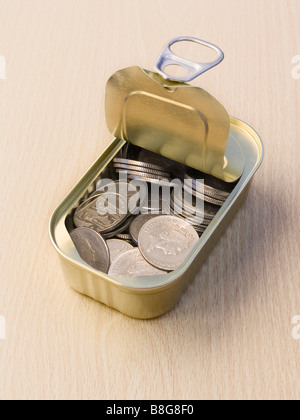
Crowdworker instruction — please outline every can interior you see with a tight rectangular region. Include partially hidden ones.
[49,117,263,290]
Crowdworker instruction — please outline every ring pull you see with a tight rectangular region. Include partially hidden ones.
[153,36,224,83]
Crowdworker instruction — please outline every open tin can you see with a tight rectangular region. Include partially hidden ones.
[49,37,264,319]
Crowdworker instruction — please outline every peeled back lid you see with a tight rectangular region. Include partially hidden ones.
[105,37,245,182]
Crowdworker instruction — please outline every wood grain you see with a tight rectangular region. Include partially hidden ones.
[0,0,299,400]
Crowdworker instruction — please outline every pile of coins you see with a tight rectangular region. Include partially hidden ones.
[184,170,231,206]
[113,158,172,183]
[170,191,217,235]
[68,144,235,278]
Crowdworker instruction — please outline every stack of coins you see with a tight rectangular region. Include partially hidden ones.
[137,148,188,180]
[183,172,231,207]
[68,144,236,277]
[170,190,218,234]
[113,158,172,183]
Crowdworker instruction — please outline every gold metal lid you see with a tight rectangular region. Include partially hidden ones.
[105,37,245,182]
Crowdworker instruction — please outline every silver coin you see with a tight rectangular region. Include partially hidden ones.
[186,217,210,227]
[96,180,148,215]
[89,190,104,198]
[186,179,229,201]
[170,207,211,227]
[108,248,167,277]
[140,208,165,215]
[115,233,132,241]
[183,183,225,207]
[129,214,159,244]
[170,197,212,224]
[184,173,232,199]
[113,158,167,173]
[138,149,187,178]
[140,208,164,215]
[138,216,199,271]
[107,239,134,263]
[128,175,177,187]
[114,163,171,177]
[140,203,164,215]
[171,195,212,222]
[70,227,110,273]
[92,180,146,202]
[170,197,205,219]
[74,193,129,234]
[140,194,170,215]
[172,191,218,220]
[170,214,206,234]
[113,160,170,173]
[116,169,169,181]
[182,219,209,230]
[102,216,133,239]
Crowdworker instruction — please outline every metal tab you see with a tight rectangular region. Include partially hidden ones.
[153,36,224,83]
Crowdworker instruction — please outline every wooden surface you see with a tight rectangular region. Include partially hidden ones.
[0,0,299,400]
